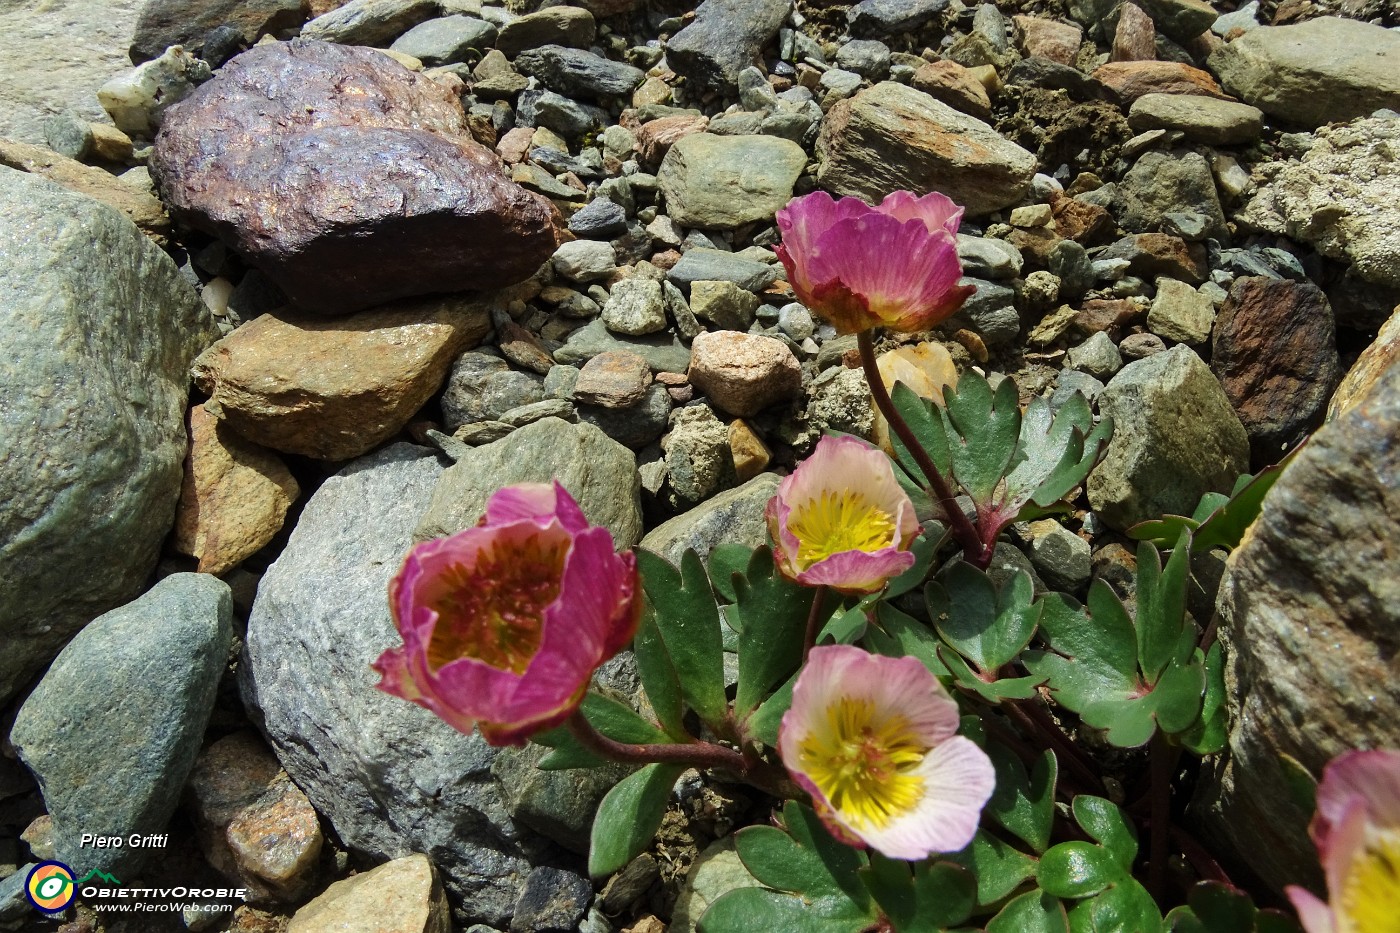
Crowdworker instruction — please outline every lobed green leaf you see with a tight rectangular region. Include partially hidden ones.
[636,548,728,728]
[588,762,684,877]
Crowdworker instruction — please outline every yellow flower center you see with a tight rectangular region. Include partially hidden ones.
[787,490,897,568]
[797,697,927,830]
[425,532,568,675]
[1341,831,1400,933]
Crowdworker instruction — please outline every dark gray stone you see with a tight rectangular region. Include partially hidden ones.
[129,0,303,64]
[667,248,779,293]
[516,88,607,139]
[13,574,233,877]
[555,318,692,373]
[568,197,629,239]
[514,45,645,99]
[665,0,791,93]
[578,383,673,449]
[492,744,631,855]
[1115,150,1227,241]
[300,0,439,46]
[441,352,547,432]
[848,0,947,37]
[509,866,593,933]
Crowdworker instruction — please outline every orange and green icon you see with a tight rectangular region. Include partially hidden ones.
[25,861,76,913]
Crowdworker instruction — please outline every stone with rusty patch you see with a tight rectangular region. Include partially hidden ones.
[1211,276,1339,464]
[1091,61,1230,103]
[1014,15,1083,65]
[175,404,299,576]
[1098,233,1209,283]
[910,60,992,121]
[635,114,710,166]
[151,40,556,316]
[1111,2,1156,62]
[0,137,168,240]
[688,331,802,418]
[574,350,653,408]
[287,853,450,933]
[192,295,489,460]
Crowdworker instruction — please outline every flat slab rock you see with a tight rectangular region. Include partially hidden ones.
[151,40,557,316]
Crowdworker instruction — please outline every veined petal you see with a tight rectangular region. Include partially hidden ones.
[1314,749,1400,854]
[484,480,592,536]
[859,736,995,859]
[878,190,965,238]
[795,547,917,595]
[1286,887,1336,933]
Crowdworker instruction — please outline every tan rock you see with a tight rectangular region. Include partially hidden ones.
[635,113,709,166]
[632,75,673,108]
[1112,2,1157,62]
[910,60,992,121]
[1014,15,1083,65]
[576,350,653,408]
[287,854,449,933]
[0,136,168,239]
[688,331,802,418]
[192,295,488,460]
[175,404,300,576]
[727,419,771,482]
[90,123,134,162]
[1091,61,1231,104]
[1329,304,1400,421]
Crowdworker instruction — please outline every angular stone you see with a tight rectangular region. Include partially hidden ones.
[555,318,692,373]
[0,137,169,240]
[130,0,304,64]
[1128,93,1263,146]
[1147,276,1215,344]
[1021,519,1091,592]
[1087,344,1250,530]
[1112,2,1156,62]
[192,297,487,460]
[910,60,992,120]
[1208,18,1400,128]
[1329,303,1400,421]
[668,248,779,293]
[848,0,948,37]
[151,41,557,316]
[1211,277,1339,464]
[664,0,789,93]
[99,45,211,137]
[690,279,759,331]
[1198,364,1400,894]
[641,472,780,567]
[578,383,673,449]
[662,405,737,507]
[1090,60,1229,103]
[13,574,233,877]
[300,0,439,45]
[1136,0,1217,43]
[491,744,629,856]
[574,350,653,407]
[602,277,668,335]
[391,16,498,67]
[508,866,593,933]
[1098,232,1209,283]
[417,417,642,547]
[175,403,300,576]
[658,133,806,230]
[287,854,450,933]
[441,352,545,431]
[515,45,645,100]
[1116,149,1227,240]
[0,168,217,702]
[635,113,709,166]
[818,82,1037,217]
[1014,15,1083,65]
[688,331,803,418]
[496,7,596,56]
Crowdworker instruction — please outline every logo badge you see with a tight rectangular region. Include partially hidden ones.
[25,861,76,914]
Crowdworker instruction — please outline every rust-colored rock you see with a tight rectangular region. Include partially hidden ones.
[175,404,299,576]
[1329,304,1400,421]
[151,41,557,316]
[575,350,653,408]
[1014,15,1083,65]
[1073,299,1145,339]
[635,114,709,166]
[910,60,992,121]
[1091,61,1231,103]
[1049,192,1115,244]
[1112,2,1157,62]
[192,295,489,459]
[1212,277,1340,464]
[0,137,169,240]
[1100,233,1209,283]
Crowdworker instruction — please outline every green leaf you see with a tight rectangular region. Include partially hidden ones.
[988,891,1070,933]
[1279,754,1318,816]
[746,673,794,747]
[1179,643,1227,754]
[944,830,1038,905]
[781,800,872,908]
[730,546,814,716]
[1135,535,1194,683]
[707,542,756,604]
[928,563,1042,672]
[890,381,952,478]
[1067,877,1163,933]
[534,692,669,770]
[865,602,949,678]
[987,746,1058,853]
[1072,797,1137,871]
[885,525,946,599]
[1175,882,1257,933]
[859,858,975,932]
[938,645,1043,702]
[697,888,873,933]
[819,599,872,647]
[588,762,683,877]
[631,608,688,739]
[944,370,1022,504]
[636,548,728,727]
[1038,842,1123,899]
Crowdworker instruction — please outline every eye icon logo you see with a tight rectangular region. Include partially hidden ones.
[26,861,76,913]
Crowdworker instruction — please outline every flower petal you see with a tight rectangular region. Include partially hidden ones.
[878,190,965,238]
[1314,748,1400,853]
[1286,886,1336,933]
[484,480,591,536]
[796,547,917,594]
[859,736,995,859]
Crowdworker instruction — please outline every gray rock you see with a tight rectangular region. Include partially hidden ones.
[835,39,892,80]
[98,45,212,138]
[516,88,607,139]
[553,239,618,283]
[1049,369,1106,409]
[441,352,547,431]
[1,863,39,924]
[510,866,593,933]
[737,66,781,112]
[568,197,628,239]
[240,444,549,927]
[578,383,673,449]
[662,405,737,508]
[515,45,645,100]
[665,0,790,94]
[1128,94,1264,146]
[1115,150,1227,241]
[1148,277,1215,344]
[0,168,217,702]
[957,234,1024,280]
[129,0,304,64]
[499,398,577,426]
[1208,18,1400,128]
[418,418,642,547]
[496,6,596,56]
[777,303,815,340]
[1197,363,1400,894]
[658,133,806,230]
[1131,0,1217,44]
[555,318,692,373]
[668,248,779,293]
[1048,239,1094,300]
[300,0,439,45]
[690,279,759,331]
[13,574,232,877]
[602,277,668,335]
[817,82,1036,216]
[1067,331,1123,379]
[1019,519,1091,592]
[1211,1,1259,36]
[640,472,781,566]
[1087,345,1250,530]
[847,0,947,37]
[819,68,864,99]
[806,366,875,439]
[391,16,498,66]
[954,277,1020,346]
[492,743,629,853]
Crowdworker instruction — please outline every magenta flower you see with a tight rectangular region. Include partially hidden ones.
[774,190,975,335]
[1288,749,1400,933]
[778,645,995,860]
[373,481,639,746]
[766,434,919,595]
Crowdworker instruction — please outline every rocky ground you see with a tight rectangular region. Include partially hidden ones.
[1,0,1399,930]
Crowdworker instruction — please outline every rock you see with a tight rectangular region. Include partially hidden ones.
[1211,277,1339,464]
[909,60,993,121]
[668,248,779,294]
[817,82,1036,217]
[497,320,556,375]
[1115,150,1227,240]
[441,352,546,431]
[836,39,892,80]
[635,113,710,166]
[417,418,642,547]
[1087,345,1250,530]
[847,0,947,37]
[515,45,645,99]
[98,45,211,138]
[0,168,217,702]
[959,235,1025,280]
[658,133,806,230]
[192,297,488,460]
[578,383,673,449]
[688,331,802,417]
[491,743,631,856]
[1147,276,1215,344]
[1099,232,1209,284]
[664,0,790,94]
[1128,93,1263,145]
[1120,331,1168,359]
[287,854,450,933]
[175,403,299,576]
[602,277,668,335]
[1133,0,1216,43]
[1015,15,1083,65]
[1067,331,1123,379]
[640,472,780,566]
[12,574,233,877]
[728,419,772,481]
[1198,363,1400,894]
[568,197,628,239]
[1329,304,1400,421]
[1090,60,1229,103]
[1239,117,1400,290]
[574,350,654,407]
[151,41,556,316]
[129,0,304,64]
[555,318,692,373]
[662,405,737,507]
[1111,2,1156,63]
[187,731,323,902]
[0,137,169,240]
[690,279,760,330]
[496,7,596,56]
[500,398,577,426]
[1020,519,1091,592]
[300,0,439,45]
[670,837,764,933]
[553,239,617,283]
[1208,18,1400,128]
[391,16,498,67]
[1050,369,1106,409]
[509,866,593,933]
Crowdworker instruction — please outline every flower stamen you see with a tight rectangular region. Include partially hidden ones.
[1341,831,1400,933]
[787,490,898,569]
[797,696,928,831]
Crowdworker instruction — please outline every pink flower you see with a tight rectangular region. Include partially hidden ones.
[778,645,995,860]
[373,481,639,746]
[765,434,920,595]
[774,190,975,335]
[1288,749,1400,933]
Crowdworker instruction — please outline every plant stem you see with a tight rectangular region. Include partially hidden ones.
[1148,730,1173,901]
[802,586,828,664]
[857,330,987,567]
[566,708,747,772]
[1010,698,1105,794]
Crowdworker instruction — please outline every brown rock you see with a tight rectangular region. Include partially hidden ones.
[727,419,771,482]
[635,114,709,167]
[1073,299,1145,339]
[1211,277,1340,464]
[910,60,992,121]
[1329,304,1400,420]
[688,331,802,418]
[175,404,299,576]
[90,124,135,163]
[574,350,653,408]
[129,0,305,64]
[1049,192,1115,244]
[151,41,557,316]
[287,854,449,933]
[496,126,536,164]
[0,137,168,240]
[1091,61,1231,103]
[497,320,556,374]
[1100,233,1209,283]
[192,295,489,459]
[1014,15,1083,65]
[1112,2,1157,62]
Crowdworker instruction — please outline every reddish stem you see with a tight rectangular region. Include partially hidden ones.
[566,708,746,772]
[801,586,828,664]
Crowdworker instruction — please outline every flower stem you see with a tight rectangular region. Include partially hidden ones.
[801,586,828,664]
[566,708,748,773]
[1006,699,1105,795]
[857,331,986,567]
[1148,730,1173,901]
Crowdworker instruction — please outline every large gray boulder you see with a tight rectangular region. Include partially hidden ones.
[0,167,217,702]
